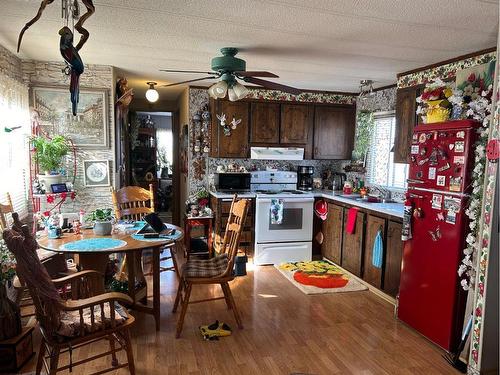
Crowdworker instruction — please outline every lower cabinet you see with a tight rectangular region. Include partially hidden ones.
[383,221,404,297]
[321,203,343,264]
[362,215,386,289]
[341,210,365,277]
[320,199,404,297]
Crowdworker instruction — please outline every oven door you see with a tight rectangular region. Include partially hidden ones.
[255,197,313,243]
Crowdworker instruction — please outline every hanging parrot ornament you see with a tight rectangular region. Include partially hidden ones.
[59,26,84,115]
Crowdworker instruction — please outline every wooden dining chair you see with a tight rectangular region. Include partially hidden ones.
[0,192,14,231]
[111,184,179,278]
[173,195,249,338]
[3,213,136,375]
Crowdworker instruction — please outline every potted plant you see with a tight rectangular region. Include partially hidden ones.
[0,239,21,340]
[32,135,70,191]
[86,208,114,236]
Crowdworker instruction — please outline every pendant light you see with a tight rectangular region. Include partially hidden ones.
[145,81,159,103]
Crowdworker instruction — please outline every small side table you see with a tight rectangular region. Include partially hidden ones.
[184,215,213,258]
[0,326,34,373]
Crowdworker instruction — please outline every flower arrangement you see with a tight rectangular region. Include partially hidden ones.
[416,78,453,123]
[186,189,212,217]
[0,239,16,286]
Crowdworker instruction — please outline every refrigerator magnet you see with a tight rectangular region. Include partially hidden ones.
[444,196,461,212]
[411,145,420,154]
[412,133,419,143]
[455,141,465,153]
[418,158,429,166]
[456,131,465,139]
[428,167,436,180]
[453,156,465,165]
[449,177,462,192]
[419,133,427,143]
[445,211,456,225]
[449,143,454,150]
[431,194,443,209]
[436,212,445,221]
[436,175,446,186]
[437,162,451,172]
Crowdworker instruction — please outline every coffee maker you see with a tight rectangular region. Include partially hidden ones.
[297,166,314,191]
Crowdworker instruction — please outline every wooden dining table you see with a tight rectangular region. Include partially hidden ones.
[37,224,183,331]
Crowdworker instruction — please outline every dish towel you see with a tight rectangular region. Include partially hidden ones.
[346,207,358,234]
[270,199,284,225]
[372,230,384,268]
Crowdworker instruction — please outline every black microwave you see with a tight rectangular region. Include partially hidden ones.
[215,173,251,192]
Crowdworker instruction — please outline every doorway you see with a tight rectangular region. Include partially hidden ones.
[132,111,178,224]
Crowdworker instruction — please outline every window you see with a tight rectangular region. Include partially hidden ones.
[366,113,408,189]
[0,72,30,221]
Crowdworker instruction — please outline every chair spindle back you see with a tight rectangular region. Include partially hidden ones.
[111,184,155,221]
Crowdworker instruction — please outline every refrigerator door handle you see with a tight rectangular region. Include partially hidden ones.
[407,179,425,184]
[409,193,424,199]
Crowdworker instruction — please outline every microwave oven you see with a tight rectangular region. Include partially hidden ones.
[215,173,251,192]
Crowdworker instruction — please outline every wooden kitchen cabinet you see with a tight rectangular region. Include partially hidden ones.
[383,220,403,297]
[394,86,418,163]
[362,214,386,288]
[250,102,280,144]
[211,100,249,158]
[314,105,356,159]
[321,203,344,264]
[280,104,313,145]
[341,210,365,277]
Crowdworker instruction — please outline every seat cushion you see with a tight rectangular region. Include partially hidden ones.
[182,253,228,278]
[57,302,128,338]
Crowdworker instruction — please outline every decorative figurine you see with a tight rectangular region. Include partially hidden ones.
[59,26,84,115]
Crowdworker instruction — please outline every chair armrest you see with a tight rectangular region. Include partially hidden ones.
[62,292,133,311]
[52,270,103,287]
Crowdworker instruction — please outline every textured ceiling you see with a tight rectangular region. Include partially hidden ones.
[1,0,498,100]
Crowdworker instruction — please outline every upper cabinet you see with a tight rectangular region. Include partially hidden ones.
[211,100,250,158]
[313,105,356,160]
[394,86,419,163]
[280,104,313,145]
[250,102,280,144]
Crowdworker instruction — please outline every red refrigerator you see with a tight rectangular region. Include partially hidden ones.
[398,119,480,352]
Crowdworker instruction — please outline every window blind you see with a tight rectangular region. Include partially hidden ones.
[0,72,30,221]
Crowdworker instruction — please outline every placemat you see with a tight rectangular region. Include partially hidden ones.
[60,238,127,252]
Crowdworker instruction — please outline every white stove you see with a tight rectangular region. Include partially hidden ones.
[251,171,313,265]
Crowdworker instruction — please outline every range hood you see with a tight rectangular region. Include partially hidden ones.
[250,146,304,160]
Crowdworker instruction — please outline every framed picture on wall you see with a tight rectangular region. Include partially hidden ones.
[32,86,108,148]
[83,160,111,187]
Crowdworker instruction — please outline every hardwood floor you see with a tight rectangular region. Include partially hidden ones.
[23,261,460,375]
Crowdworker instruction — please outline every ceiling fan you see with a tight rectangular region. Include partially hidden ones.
[159,47,302,101]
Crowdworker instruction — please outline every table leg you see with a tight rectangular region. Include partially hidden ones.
[79,254,107,294]
[153,247,161,331]
[127,251,136,303]
[208,220,213,257]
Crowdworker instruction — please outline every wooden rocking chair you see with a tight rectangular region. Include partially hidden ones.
[3,214,136,375]
[173,195,249,338]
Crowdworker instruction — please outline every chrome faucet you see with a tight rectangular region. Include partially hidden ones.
[370,185,393,203]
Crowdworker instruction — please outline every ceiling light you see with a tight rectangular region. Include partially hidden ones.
[145,81,159,103]
[208,80,228,99]
[227,87,238,102]
[359,79,374,100]
[232,81,249,100]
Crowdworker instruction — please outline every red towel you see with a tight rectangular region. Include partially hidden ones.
[346,207,358,234]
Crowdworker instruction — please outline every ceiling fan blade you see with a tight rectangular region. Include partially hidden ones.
[243,77,302,95]
[159,69,216,75]
[160,76,218,87]
[234,71,279,78]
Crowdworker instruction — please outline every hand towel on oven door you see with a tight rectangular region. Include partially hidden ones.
[270,199,284,224]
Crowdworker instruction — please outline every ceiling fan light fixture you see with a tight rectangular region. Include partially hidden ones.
[208,80,228,99]
[145,81,159,103]
[227,87,238,102]
[232,81,249,100]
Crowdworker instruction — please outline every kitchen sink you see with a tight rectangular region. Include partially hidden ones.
[341,195,382,203]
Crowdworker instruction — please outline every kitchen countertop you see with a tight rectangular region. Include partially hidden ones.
[210,190,404,218]
[312,190,404,219]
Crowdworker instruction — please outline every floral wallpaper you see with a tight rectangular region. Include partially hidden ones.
[397,51,496,89]
[186,87,357,197]
[244,88,356,104]
[468,57,499,373]
[356,86,396,113]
